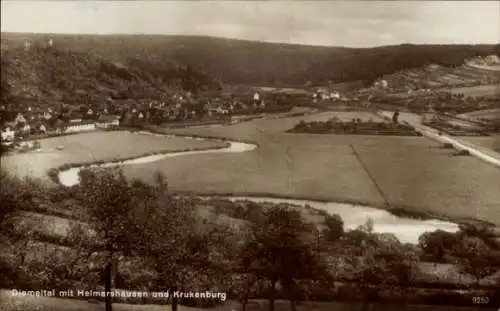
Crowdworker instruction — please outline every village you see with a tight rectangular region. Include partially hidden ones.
[0,88,355,145]
[1,36,359,148]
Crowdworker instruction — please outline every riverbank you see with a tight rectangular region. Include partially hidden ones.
[188,191,495,227]
[51,129,491,229]
[50,144,232,185]
[5,113,500,228]
[47,128,496,244]
[53,130,258,187]
[1,130,228,181]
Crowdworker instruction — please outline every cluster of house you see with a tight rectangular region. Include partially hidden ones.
[311,88,355,103]
[372,79,389,89]
[0,83,369,143]
[1,106,121,142]
[131,91,273,121]
[467,55,500,67]
[0,91,277,142]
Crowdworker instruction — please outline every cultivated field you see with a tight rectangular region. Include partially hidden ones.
[460,134,500,153]
[1,131,226,180]
[458,108,500,121]
[449,83,500,97]
[136,112,500,225]
[4,112,500,225]
[466,63,500,72]
[0,291,489,311]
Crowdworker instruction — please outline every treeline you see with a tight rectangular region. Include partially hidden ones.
[3,34,499,87]
[1,167,500,311]
[294,44,500,87]
[288,117,421,136]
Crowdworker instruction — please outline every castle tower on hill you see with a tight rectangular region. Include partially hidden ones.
[24,40,31,51]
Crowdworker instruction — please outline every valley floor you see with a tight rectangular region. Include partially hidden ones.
[3,111,500,225]
[149,111,500,226]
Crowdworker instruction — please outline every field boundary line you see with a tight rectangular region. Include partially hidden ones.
[379,110,500,169]
[417,126,500,169]
[349,144,391,208]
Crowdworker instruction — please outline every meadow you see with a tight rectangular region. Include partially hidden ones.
[1,130,226,180]
[4,112,500,226]
[461,134,500,153]
[139,112,500,226]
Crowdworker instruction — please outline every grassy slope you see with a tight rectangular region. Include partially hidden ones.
[1,131,226,180]
[377,64,500,95]
[2,33,499,87]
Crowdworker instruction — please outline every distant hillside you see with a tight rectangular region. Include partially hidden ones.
[373,62,500,94]
[0,42,221,106]
[2,33,499,87]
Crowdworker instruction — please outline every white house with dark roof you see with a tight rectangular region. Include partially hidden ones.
[96,115,120,129]
[65,120,96,133]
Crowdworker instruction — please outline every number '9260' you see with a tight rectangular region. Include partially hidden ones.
[472,296,490,304]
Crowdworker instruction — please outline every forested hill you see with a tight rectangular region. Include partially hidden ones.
[2,33,500,88]
[0,41,221,106]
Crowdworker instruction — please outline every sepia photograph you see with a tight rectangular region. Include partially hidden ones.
[0,1,499,310]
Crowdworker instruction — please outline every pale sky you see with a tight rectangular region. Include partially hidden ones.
[1,1,499,47]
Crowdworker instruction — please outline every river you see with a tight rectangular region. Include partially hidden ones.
[56,131,459,244]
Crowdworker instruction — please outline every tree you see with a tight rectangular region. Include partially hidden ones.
[1,55,13,106]
[0,169,48,288]
[346,222,419,311]
[456,237,495,288]
[375,234,420,291]
[137,176,227,311]
[76,167,149,311]
[457,223,500,251]
[233,273,260,311]
[321,213,344,243]
[0,170,44,237]
[239,205,332,311]
[418,229,458,262]
[31,221,96,291]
